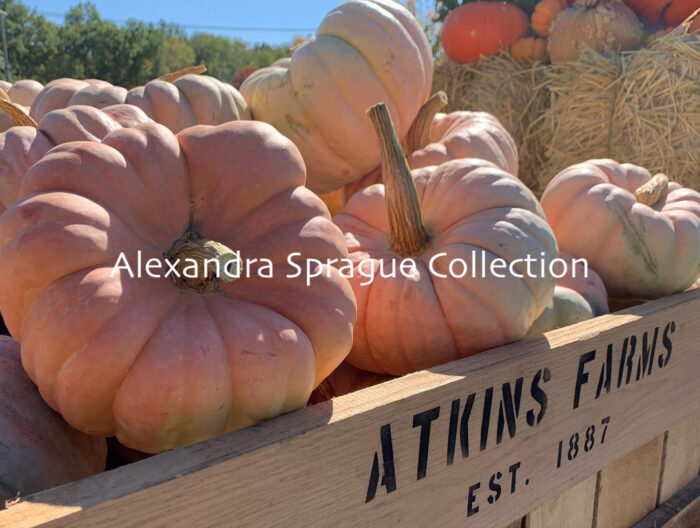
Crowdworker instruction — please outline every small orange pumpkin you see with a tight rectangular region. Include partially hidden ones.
[442,2,530,63]
[0,336,106,501]
[532,0,572,36]
[510,36,549,61]
[334,103,557,375]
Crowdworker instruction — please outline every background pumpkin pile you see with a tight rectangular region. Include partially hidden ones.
[0,0,698,505]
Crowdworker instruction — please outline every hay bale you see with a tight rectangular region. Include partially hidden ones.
[433,30,700,195]
[540,31,700,192]
[433,54,549,191]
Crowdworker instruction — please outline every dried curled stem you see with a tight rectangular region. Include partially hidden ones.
[0,99,38,128]
[159,65,207,83]
[366,103,428,257]
[406,91,448,154]
[634,173,668,206]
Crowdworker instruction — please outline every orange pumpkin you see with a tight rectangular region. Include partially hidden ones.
[345,91,519,199]
[624,0,697,28]
[661,0,699,27]
[540,160,700,299]
[548,0,643,62]
[510,36,549,61]
[0,103,151,213]
[333,103,557,375]
[442,2,530,63]
[0,336,106,502]
[532,0,572,36]
[0,120,356,453]
[240,0,433,193]
[309,362,393,404]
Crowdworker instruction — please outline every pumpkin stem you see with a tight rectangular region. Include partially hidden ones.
[634,173,668,206]
[0,99,38,128]
[158,65,207,83]
[406,91,448,153]
[165,232,240,293]
[367,103,428,257]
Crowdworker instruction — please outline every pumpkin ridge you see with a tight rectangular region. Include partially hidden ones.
[608,200,660,277]
[420,263,460,358]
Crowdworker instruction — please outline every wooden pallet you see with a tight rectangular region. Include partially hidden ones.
[2,289,699,528]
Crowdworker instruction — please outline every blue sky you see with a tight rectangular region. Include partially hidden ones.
[24,0,345,45]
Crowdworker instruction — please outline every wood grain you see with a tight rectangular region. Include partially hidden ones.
[594,435,665,528]
[658,412,700,504]
[525,474,597,528]
[634,476,700,528]
[1,290,699,528]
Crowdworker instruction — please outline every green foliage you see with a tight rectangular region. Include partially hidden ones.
[0,0,291,86]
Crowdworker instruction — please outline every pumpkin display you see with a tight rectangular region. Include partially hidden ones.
[333,103,557,375]
[30,78,126,121]
[532,0,572,36]
[308,362,393,404]
[540,159,700,299]
[344,91,519,200]
[0,120,356,453]
[0,103,152,214]
[240,0,433,193]
[548,0,643,62]
[441,2,530,63]
[0,336,106,503]
[510,36,549,61]
[526,252,609,336]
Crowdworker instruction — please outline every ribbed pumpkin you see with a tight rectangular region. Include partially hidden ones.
[124,66,251,133]
[532,0,572,36]
[240,0,433,193]
[344,91,519,200]
[548,0,643,62]
[540,159,700,299]
[30,78,126,121]
[0,120,356,453]
[510,36,549,61]
[0,103,151,213]
[526,252,608,336]
[308,362,393,404]
[0,79,43,109]
[28,67,250,133]
[0,336,106,502]
[442,2,530,63]
[333,103,557,375]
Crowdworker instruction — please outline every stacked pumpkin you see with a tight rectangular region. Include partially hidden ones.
[440,0,698,64]
[0,0,698,503]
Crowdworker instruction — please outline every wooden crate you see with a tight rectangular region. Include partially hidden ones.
[2,289,699,528]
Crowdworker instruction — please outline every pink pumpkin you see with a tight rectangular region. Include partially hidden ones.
[541,159,700,299]
[0,336,106,502]
[0,104,152,213]
[334,103,557,375]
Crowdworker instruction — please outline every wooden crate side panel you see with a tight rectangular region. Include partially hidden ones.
[524,474,597,528]
[1,291,699,528]
[634,476,700,528]
[594,435,665,528]
[658,412,700,504]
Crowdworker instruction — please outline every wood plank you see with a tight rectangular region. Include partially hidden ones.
[525,474,597,528]
[504,519,523,528]
[594,435,665,528]
[634,476,700,528]
[658,412,700,504]
[1,290,699,528]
